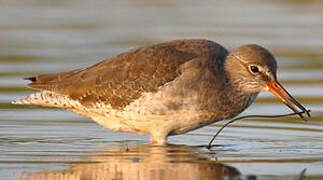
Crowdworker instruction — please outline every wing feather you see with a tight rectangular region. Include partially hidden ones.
[25,39,227,109]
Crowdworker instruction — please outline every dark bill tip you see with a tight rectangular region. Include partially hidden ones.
[266,81,311,119]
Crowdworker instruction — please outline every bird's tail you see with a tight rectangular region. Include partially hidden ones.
[12,91,79,108]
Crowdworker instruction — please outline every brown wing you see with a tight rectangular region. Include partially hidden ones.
[25,39,227,109]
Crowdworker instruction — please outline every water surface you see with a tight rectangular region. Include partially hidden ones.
[1,0,323,179]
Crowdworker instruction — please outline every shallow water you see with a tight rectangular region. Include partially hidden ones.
[1,0,323,179]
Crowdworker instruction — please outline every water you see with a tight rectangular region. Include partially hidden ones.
[1,0,323,179]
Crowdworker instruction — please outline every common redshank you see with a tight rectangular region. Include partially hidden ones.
[12,39,310,145]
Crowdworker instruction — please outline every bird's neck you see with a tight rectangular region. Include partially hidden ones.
[217,72,259,119]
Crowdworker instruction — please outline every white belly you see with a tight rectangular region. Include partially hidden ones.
[87,87,210,136]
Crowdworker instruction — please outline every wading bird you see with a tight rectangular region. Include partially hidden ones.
[13,39,310,145]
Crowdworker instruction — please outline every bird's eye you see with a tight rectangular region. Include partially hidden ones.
[249,65,259,73]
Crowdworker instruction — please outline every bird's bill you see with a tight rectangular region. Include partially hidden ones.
[266,80,310,119]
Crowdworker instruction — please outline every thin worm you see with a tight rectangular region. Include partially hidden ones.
[207,110,311,149]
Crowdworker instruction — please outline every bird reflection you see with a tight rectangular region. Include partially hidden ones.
[21,144,240,180]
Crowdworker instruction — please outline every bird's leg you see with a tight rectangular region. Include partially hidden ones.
[150,132,168,145]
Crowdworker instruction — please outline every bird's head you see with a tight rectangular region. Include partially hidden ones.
[225,44,310,118]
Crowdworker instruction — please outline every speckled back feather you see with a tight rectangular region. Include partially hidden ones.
[23,39,228,110]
